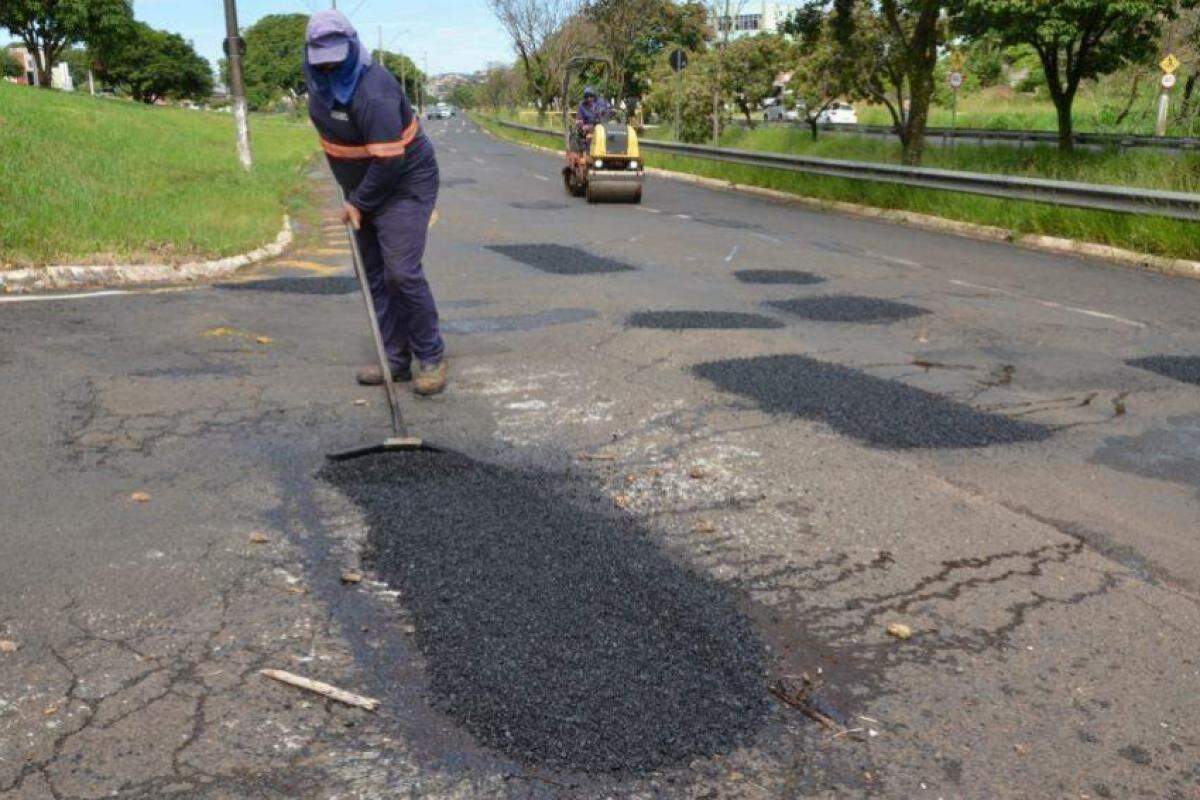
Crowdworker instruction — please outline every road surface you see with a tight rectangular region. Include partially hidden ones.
[1,118,1198,799]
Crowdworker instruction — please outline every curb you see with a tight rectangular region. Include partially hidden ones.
[478,120,1200,282]
[0,215,294,294]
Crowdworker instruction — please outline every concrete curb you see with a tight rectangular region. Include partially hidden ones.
[0,215,294,294]
[479,121,1200,281]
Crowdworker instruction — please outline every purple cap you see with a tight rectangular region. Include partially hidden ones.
[306,10,355,65]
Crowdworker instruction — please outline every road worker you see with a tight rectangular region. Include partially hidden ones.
[304,9,447,395]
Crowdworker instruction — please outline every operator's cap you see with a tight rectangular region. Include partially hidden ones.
[306,10,355,65]
[583,86,597,98]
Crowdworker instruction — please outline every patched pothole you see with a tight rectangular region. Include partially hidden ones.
[217,277,359,295]
[1126,356,1200,387]
[486,244,638,275]
[319,451,768,773]
[767,295,930,324]
[734,270,826,286]
[693,354,1053,449]
[627,311,784,330]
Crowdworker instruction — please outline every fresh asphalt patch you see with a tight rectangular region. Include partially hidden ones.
[486,244,638,275]
[767,295,930,324]
[627,311,785,330]
[734,270,826,286]
[1126,355,1200,387]
[320,451,767,773]
[693,354,1053,449]
[216,276,359,295]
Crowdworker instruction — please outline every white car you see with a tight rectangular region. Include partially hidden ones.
[762,99,799,123]
[817,102,858,125]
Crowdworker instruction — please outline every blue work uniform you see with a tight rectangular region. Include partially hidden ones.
[578,98,610,126]
[309,63,444,371]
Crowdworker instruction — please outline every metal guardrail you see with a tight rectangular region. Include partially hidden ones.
[733,120,1200,152]
[494,119,1200,221]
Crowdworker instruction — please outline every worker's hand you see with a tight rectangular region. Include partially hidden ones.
[342,202,363,231]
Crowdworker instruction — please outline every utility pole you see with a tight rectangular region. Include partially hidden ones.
[222,0,253,170]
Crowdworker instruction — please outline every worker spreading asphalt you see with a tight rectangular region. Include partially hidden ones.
[693,354,1053,449]
[320,451,768,773]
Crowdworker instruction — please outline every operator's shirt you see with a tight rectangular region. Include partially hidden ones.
[308,63,436,214]
[578,99,610,126]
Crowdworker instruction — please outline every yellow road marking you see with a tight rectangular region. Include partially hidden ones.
[268,259,344,275]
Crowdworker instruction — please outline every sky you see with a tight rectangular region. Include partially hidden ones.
[132,0,514,75]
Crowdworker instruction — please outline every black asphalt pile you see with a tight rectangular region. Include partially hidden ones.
[734,270,826,286]
[627,311,784,330]
[487,244,637,275]
[510,200,570,210]
[320,451,767,772]
[767,295,930,323]
[1127,356,1200,387]
[217,276,359,295]
[693,354,1053,449]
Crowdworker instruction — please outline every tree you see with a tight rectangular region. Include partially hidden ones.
[0,0,133,88]
[478,63,524,110]
[785,10,858,139]
[448,82,478,109]
[804,0,948,165]
[240,13,309,110]
[488,0,583,119]
[103,22,213,104]
[378,51,425,103]
[644,48,722,141]
[958,0,1194,150]
[584,0,708,111]
[721,34,795,125]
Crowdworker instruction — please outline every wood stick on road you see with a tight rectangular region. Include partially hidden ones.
[260,669,380,711]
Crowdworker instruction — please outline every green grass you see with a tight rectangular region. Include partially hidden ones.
[0,82,319,268]
[475,113,1200,262]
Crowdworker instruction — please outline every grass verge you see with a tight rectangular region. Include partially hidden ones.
[475,113,1200,262]
[0,82,319,268]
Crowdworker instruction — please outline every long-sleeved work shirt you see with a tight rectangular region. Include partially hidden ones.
[308,63,435,214]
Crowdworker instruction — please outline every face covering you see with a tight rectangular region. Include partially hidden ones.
[305,35,371,109]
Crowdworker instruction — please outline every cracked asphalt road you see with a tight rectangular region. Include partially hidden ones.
[2,117,1199,799]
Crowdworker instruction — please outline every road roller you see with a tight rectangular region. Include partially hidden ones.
[561,57,644,204]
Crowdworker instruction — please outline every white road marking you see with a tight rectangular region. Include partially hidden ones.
[533,174,550,181]
[752,232,783,243]
[725,246,739,263]
[635,206,661,214]
[471,157,486,165]
[947,279,1145,328]
[675,214,692,220]
[0,286,194,304]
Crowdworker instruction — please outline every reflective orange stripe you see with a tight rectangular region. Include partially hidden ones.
[320,117,420,160]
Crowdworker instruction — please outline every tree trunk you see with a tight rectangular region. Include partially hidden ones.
[1054,94,1075,152]
[808,118,819,141]
[901,71,933,166]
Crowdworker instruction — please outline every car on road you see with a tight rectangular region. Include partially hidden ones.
[816,102,858,125]
[762,98,799,123]
[427,103,455,120]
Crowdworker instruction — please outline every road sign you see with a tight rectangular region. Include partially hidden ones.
[669,49,688,73]
[1162,73,1177,90]
[1161,54,1180,75]
[948,72,963,90]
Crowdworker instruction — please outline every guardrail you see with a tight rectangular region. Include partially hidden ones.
[731,120,1200,152]
[493,118,1200,221]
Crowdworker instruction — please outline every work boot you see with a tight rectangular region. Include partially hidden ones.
[356,364,413,386]
[413,359,448,396]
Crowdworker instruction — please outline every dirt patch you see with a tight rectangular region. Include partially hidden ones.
[319,451,767,773]
[486,244,638,275]
[693,354,1053,449]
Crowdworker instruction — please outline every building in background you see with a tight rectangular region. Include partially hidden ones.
[712,0,800,40]
[4,47,74,90]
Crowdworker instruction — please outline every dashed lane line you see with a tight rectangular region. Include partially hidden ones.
[948,279,1146,328]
